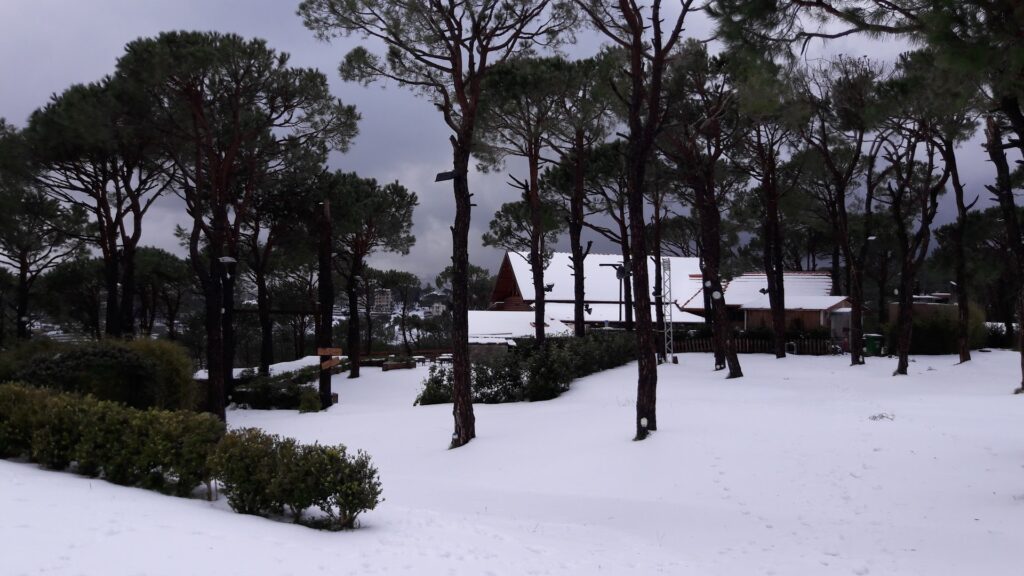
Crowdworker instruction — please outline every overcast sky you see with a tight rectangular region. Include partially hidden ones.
[0,1,999,285]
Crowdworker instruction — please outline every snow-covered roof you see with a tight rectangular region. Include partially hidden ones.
[544,302,704,325]
[739,295,849,311]
[505,251,704,305]
[468,310,571,339]
[678,271,840,311]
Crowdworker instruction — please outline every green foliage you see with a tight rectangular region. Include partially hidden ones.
[413,364,454,406]
[298,388,322,413]
[14,339,197,411]
[886,304,987,355]
[0,339,71,383]
[0,383,50,458]
[233,363,345,410]
[0,383,225,494]
[209,428,287,516]
[415,332,637,405]
[211,429,382,528]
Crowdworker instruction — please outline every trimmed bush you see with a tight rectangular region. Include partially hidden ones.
[12,339,198,411]
[211,429,383,529]
[0,383,225,494]
[232,363,346,410]
[208,428,285,516]
[0,383,49,459]
[416,332,637,405]
[297,388,322,413]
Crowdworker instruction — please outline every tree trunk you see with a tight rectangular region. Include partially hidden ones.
[618,228,635,330]
[942,139,972,364]
[15,265,30,340]
[221,261,236,404]
[346,260,362,378]
[763,191,786,358]
[119,246,137,338]
[893,269,915,375]
[848,265,865,365]
[317,198,335,410]
[985,116,1024,391]
[876,250,890,326]
[528,152,546,345]
[202,271,226,421]
[450,144,476,448]
[830,243,841,296]
[652,212,666,363]
[103,255,121,338]
[697,185,742,378]
[363,280,373,355]
[256,271,273,376]
[570,135,588,338]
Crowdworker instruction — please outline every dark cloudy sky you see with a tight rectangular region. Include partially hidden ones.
[0,1,998,284]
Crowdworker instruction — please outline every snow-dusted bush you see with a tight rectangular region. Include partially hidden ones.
[0,383,224,493]
[415,332,637,405]
[211,428,383,529]
[13,339,198,411]
[210,428,287,516]
[0,383,49,458]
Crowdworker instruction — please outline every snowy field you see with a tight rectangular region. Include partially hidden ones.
[3,351,1023,575]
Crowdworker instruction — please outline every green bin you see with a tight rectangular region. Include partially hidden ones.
[863,333,883,357]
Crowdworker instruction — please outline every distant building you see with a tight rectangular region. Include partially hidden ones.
[489,251,705,329]
[489,251,850,337]
[677,271,850,338]
[372,288,394,315]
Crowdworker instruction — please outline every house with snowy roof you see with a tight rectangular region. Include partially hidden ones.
[488,251,706,329]
[676,271,850,337]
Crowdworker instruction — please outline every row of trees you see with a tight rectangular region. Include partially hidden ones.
[3,0,1021,446]
[298,0,1024,447]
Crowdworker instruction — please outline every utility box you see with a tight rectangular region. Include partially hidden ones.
[864,333,884,357]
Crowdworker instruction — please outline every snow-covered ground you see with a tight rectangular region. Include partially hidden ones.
[4,351,1023,575]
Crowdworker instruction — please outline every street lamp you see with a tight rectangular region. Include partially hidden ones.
[600,262,630,323]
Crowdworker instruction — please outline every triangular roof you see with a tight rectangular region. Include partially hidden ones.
[502,251,704,304]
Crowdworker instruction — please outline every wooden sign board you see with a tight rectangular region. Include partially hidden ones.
[317,347,343,356]
[321,358,342,370]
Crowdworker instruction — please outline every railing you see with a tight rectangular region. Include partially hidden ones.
[675,337,836,356]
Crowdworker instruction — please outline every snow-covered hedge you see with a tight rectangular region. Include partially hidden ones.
[0,383,224,494]
[0,384,382,529]
[415,332,636,405]
[210,428,382,529]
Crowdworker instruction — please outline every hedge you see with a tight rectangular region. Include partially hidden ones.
[9,339,199,411]
[0,383,382,529]
[0,383,223,494]
[415,331,637,406]
[209,428,382,529]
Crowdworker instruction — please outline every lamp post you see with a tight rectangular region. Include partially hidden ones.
[600,262,629,324]
[218,255,237,402]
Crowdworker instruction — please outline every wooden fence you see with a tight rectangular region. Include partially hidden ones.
[674,337,835,356]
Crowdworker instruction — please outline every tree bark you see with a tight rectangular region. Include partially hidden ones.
[256,271,273,377]
[346,259,362,379]
[763,188,786,358]
[527,151,546,345]
[103,255,121,338]
[893,268,915,375]
[985,116,1024,392]
[569,134,589,338]
[119,245,137,338]
[317,198,335,409]
[221,259,237,404]
[450,144,476,448]
[15,264,30,340]
[696,182,742,378]
[941,138,972,363]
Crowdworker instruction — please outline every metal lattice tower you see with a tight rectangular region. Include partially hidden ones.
[662,257,675,361]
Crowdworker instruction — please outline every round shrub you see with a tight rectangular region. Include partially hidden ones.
[30,393,95,470]
[0,383,49,459]
[209,428,286,516]
[297,388,322,413]
[413,364,454,405]
[145,410,225,496]
[123,339,199,411]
